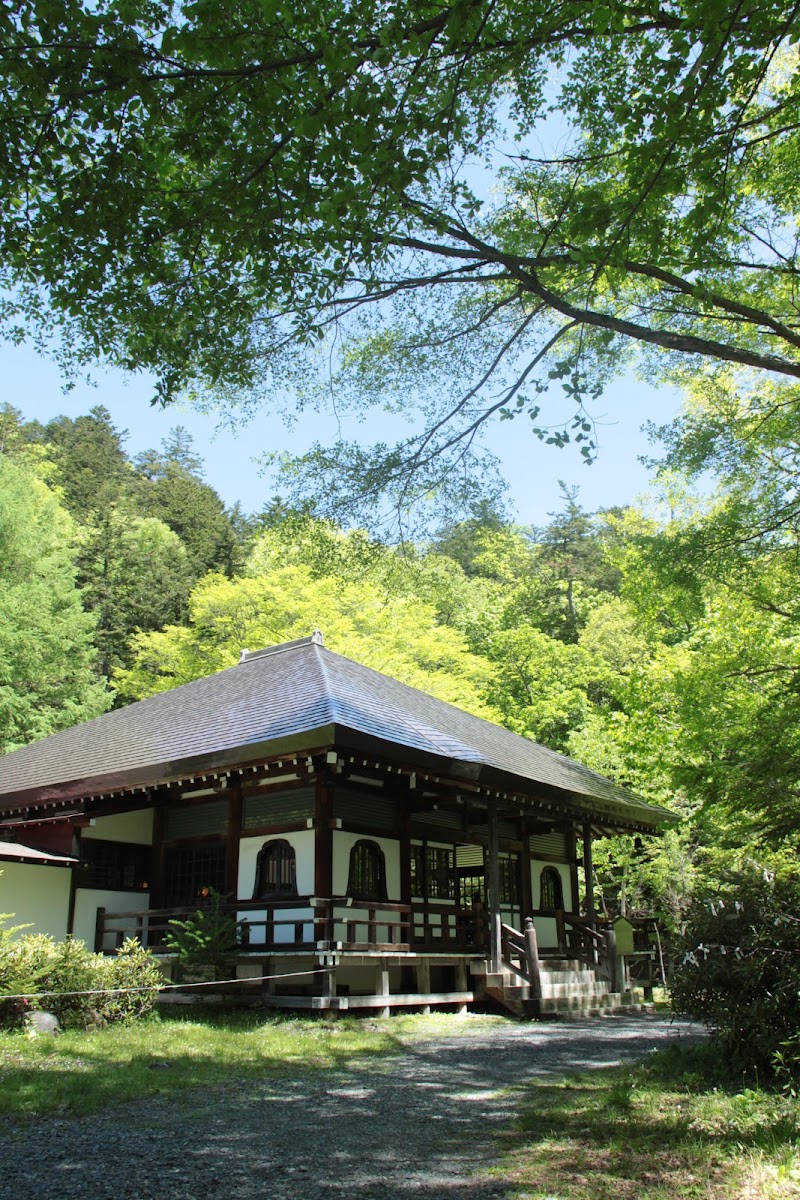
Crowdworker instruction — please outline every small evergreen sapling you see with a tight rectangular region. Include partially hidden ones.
[164,889,239,982]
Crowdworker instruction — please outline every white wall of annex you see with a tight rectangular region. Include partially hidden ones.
[72,888,151,950]
[0,862,70,940]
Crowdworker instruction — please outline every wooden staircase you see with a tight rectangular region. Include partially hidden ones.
[473,917,652,1020]
[474,957,649,1019]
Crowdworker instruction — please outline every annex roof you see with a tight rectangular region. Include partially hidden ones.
[0,841,76,867]
[0,634,672,829]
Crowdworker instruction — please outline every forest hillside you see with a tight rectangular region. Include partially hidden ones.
[2,398,797,932]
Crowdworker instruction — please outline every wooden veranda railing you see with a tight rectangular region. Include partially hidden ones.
[93,896,483,955]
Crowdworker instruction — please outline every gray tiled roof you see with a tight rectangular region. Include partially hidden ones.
[0,635,672,826]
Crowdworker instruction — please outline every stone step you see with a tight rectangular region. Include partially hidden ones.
[539,969,606,987]
[539,980,611,999]
[474,953,643,1022]
[483,970,613,998]
[539,990,631,1015]
[501,984,531,1001]
[482,970,530,989]
[539,999,654,1021]
[539,957,595,972]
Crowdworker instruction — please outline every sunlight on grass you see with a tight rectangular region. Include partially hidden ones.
[0,1010,404,1118]
[500,1045,800,1200]
[4,1008,799,1200]
[0,1008,507,1119]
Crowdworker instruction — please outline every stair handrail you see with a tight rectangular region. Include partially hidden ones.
[500,919,542,1002]
[552,911,609,975]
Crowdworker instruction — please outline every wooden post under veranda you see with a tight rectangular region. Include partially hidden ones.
[582,821,597,963]
[487,798,502,973]
[582,822,596,922]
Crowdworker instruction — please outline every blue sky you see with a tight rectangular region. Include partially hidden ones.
[0,340,683,526]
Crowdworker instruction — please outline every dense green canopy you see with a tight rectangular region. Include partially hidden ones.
[3,2,800,511]
[0,457,109,749]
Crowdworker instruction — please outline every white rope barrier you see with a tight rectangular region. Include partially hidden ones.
[1,966,329,1003]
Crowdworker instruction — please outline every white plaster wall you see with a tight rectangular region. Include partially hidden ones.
[333,831,401,943]
[333,831,400,898]
[238,830,315,897]
[530,860,572,949]
[72,888,151,950]
[0,862,70,940]
[237,830,315,945]
[82,809,154,845]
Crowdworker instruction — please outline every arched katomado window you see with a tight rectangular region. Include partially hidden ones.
[539,866,564,912]
[253,839,298,899]
[346,840,387,902]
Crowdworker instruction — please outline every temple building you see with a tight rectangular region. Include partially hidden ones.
[0,633,672,1016]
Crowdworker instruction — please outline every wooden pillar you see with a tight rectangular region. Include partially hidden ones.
[261,957,276,997]
[454,959,469,1014]
[315,776,333,894]
[146,799,169,948]
[582,822,597,965]
[375,958,390,1018]
[314,773,334,950]
[417,957,431,1014]
[570,826,581,914]
[555,907,566,954]
[66,824,81,937]
[519,820,533,921]
[224,778,243,900]
[94,906,106,954]
[396,782,412,906]
[149,802,168,910]
[605,926,619,992]
[582,822,595,923]
[321,953,337,1007]
[487,798,501,972]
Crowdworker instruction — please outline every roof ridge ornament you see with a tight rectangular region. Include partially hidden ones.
[238,632,325,664]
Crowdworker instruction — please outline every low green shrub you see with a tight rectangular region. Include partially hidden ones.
[0,912,37,1027]
[669,861,800,1086]
[0,926,164,1029]
[94,938,166,1022]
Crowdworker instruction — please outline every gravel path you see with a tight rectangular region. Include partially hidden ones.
[0,1013,703,1200]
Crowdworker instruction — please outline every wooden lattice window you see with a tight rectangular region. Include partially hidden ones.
[78,839,150,891]
[539,866,564,912]
[346,840,387,902]
[499,855,520,906]
[164,843,226,907]
[410,844,454,899]
[253,839,298,899]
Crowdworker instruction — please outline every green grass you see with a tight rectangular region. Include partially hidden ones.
[3,1009,799,1200]
[0,1008,406,1118]
[498,1043,800,1200]
[0,1008,501,1120]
